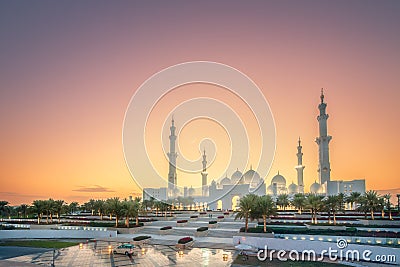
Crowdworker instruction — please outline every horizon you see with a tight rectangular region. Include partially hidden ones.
[1,1,400,205]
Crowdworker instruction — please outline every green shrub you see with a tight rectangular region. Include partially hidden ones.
[196,227,208,232]
[133,235,151,241]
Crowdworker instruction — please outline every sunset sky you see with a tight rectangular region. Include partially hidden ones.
[1,1,399,205]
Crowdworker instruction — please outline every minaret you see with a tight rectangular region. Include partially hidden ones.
[315,89,332,186]
[201,149,208,196]
[295,137,305,193]
[167,117,178,195]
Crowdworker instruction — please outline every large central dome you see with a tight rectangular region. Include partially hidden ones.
[242,169,261,184]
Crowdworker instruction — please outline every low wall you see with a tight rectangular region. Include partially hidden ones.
[274,233,400,246]
[358,220,400,226]
[233,236,400,265]
[0,229,117,239]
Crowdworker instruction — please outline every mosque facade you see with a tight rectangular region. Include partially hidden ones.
[143,90,366,209]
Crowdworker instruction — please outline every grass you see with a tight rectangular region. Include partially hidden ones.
[232,255,345,266]
[0,240,79,249]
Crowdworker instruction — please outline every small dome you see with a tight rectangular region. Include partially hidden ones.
[220,177,231,185]
[231,169,243,184]
[242,169,261,184]
[288,182,298,194]
[310,181,321,193]
[188,187,195,194]
[271,172,286,186]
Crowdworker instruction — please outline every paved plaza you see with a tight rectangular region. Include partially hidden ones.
[0,240,234,267]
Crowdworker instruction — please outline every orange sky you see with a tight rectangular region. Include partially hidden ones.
[1,1,399,205]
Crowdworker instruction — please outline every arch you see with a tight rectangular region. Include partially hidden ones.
[232,195,240,211]
[217,200,223,210]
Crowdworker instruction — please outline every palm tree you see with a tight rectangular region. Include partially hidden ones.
[154,201,162,216]
[276,194,290,210]
[384,194,393,220]
[84,199,96,215]
[306,194,324,224]
[122,199,141,227]
[69,202,79,215]
[234,194,257,232]
[347,192,361,210]
[291,194,306,214]
[0,201,10,218]
[20,204,29,218]
[362,190,380,220]
[94,199,106,220]
[32,200,45,224]
[324,195,339,225]
[54,200,65,223]
[336,193,346,213]
[106,197,124,227]
[378,197,386,219]
[257,195,277,232]
[43,199,55,224]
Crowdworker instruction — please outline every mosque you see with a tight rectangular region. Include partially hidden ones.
[143,90,366,210]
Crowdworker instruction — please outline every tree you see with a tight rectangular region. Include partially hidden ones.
[306,194,324,224]
[94,199,106,220]
[378,197,386,219]
[276,194,290,210]
[32,200,45,224]
[106,197,124,227]
[324,195,339,225]
[43,199,56,224]
[69,202,79,215]
[122,199,141,227]
[384,194,393,220]
[19,204,29,218]
[336,193,346,213]
[234,194,257,232]
[346,192,361,210]
[54,200,65,223]
[291,194,306,214]
[361,190,380,220]
[84,199,96,215]
[256,195,277,232]
[0,201,10,218]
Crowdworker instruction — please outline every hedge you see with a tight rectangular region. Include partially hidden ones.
[178,237,193,244]
[177,220,188,223]
[160,226,172,230]
[133,235,151,241]
[208,220,217,224]
[196,227,208,232]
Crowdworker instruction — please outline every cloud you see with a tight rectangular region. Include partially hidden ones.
[73,185,115,193]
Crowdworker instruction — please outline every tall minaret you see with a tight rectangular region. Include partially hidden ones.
[167,117,178,195]
[315,89,332,186]
[295,137,305,193]
[201,149,208,196]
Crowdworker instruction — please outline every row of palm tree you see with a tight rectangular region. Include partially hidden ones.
[234,194,277,233]
[235,191,395,232]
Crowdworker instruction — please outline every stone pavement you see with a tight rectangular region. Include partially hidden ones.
[2,241,235,267]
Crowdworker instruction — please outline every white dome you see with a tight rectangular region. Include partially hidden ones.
[271,172,286,186]
[242,169,261,184]
[310,181,321,193]
[231,169,243,184]
[220,177,231,185]
[288,182,298,194]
